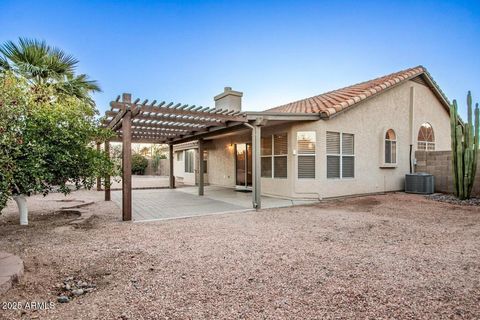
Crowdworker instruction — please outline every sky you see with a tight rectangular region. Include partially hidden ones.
[1,0,480,118]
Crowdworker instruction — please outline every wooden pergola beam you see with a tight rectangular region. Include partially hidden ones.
[110,101,244,121]
[132,121,207,132]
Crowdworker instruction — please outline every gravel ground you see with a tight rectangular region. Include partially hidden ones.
[426,193,480,206]
[0,191,479,319]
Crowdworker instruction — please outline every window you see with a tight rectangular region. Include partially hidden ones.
[184,149,194,173]
[384,129,397,164]
[297,131,316,179]
[418,123,435,151]
[202,150,208,174]
[176,151,183,161]
[261,133,288,178]
[326,131,354,179]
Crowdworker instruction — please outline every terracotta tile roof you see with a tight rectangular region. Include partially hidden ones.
[265,66,449,118]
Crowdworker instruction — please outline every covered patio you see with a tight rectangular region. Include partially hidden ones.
[111,186,316,221]
[101,93,320,221]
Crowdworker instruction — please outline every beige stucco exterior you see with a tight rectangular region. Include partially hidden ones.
[174,80,451,199]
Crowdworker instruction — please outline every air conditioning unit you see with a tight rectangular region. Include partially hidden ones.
[405,173,435,194]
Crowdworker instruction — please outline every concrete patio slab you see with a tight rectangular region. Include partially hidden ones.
[111,186,318,221]
[111,188,249,221]
[0,251,24,294]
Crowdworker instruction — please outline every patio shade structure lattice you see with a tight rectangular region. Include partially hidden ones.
[103,93,247,144]
[102,93,251,221]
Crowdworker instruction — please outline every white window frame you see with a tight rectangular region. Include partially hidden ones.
[417,123,435,151]
[184,149,195,173]
[326,131,355,179]
[297,131,316,179]
[261,133,288,179]
[381,129,398,168]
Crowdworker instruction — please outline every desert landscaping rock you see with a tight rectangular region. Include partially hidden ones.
[57,296,69,303]
[426,193,480,206]
[0,190,478,319]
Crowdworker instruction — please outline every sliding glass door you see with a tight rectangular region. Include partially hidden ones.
[235,143,252,187]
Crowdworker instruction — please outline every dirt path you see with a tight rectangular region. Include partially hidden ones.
[0,191,479,319]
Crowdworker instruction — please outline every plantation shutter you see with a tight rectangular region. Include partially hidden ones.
[297,132,316,179]
[326,132,340,154]
[273,133,288,155]
[261,136,272,155]
[342,133,354,155]
[298,156,315,179]
[261,157,272,177]
[273,133,287,178]
[274,157,287,178]
[385,140,392,163]
[342,156,354,178]
[327,156,340,178]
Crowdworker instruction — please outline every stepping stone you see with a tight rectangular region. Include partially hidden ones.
[0,252,24,294]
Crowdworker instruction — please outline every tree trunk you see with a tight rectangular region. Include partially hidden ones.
[13,195,28,225]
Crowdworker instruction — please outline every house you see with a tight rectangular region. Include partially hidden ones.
[172,66,451,199]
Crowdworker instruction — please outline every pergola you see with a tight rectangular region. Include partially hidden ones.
[101,93,261,221]
[101,93,320,221]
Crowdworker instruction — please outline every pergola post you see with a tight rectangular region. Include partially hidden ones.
[169,144,175,189]
[252,124,262,209]
[104,140,111,201]
[96,142,102,191]
[198,139,204,196]
[122,93,132,221]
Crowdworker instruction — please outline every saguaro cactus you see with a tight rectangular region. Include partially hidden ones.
[450,91,479,199]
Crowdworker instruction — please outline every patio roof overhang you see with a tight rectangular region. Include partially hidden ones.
[102,93,249,144]
[100,93,321,222]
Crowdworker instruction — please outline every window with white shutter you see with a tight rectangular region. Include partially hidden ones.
[326,131,354,179]
[297,131,316,179]
[261,133,288,178]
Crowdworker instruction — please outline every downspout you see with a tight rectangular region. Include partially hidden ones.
[409,86,415,173]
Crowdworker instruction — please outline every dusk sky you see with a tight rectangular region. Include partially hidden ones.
[1,0,479,118]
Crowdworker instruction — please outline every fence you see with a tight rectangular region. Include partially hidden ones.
[415,150,480,196]
[144,158,170,176]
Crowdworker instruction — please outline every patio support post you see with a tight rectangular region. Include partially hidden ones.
[122,93,132,221]
[104,140,111,201]
[198,139,204,196]
[96,142,102,191]
[169,144,175,189]
[252,124,262,209]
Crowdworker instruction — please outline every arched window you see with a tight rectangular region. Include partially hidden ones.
[385,129,397,164]
[418,123,435,150]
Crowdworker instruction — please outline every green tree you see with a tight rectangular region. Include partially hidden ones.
[0,38,100,105]
[132,153,149,175]
[0,69,114,224]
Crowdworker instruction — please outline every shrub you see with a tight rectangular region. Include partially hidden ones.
[132,153,148,175]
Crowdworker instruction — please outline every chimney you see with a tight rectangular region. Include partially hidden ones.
[214,87,243,112]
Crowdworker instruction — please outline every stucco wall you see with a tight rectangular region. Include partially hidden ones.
[198,79,451,199]
[204,133,250,188]
[290,80,451,198]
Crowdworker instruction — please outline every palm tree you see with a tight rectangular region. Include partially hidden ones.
[0,38,100,104]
